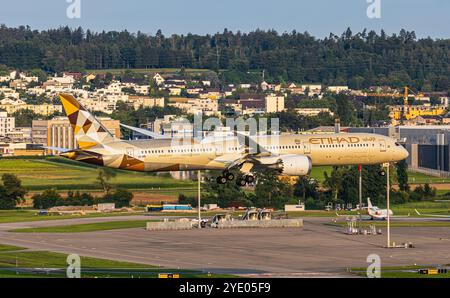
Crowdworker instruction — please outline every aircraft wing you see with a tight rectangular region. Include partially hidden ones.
[415,209,450,218]
[120,124,170,139]
[40,146,72,153]
[234,132,271,156]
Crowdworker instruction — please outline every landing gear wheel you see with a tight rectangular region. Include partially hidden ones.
[217,176,227,184]
[245,175,255,184]
[236,179,247,187]
[225,172,235,181]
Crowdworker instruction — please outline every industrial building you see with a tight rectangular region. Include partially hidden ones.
[32,117,121,155]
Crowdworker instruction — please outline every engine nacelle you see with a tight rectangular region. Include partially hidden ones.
[258,154,312,176]
[277,155,312,176]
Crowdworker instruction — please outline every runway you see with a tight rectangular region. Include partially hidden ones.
[0,216,449,276]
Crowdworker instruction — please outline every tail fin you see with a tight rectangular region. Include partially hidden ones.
[367,197,373,209]
[59,93,116,149]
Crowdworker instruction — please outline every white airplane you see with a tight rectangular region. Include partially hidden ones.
[367,198,393,220]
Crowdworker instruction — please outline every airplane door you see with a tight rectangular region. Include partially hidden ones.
[126,147,134,157]
[215,143,223,156]
[379,140,386,152]
[303,142,311,154]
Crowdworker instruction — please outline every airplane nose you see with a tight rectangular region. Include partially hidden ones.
[401,147,409,160]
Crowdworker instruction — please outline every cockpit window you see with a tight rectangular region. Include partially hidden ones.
[395,142,402,146]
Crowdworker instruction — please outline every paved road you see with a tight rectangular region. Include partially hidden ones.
[0,216,449,276]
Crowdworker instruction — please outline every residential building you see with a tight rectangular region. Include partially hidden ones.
[0,101,62,116]
[135,115,193,139]
[327,86,349,93]
[295,108,334,117]
[153,73,165,86]
[127,96,165,110]
[0,112,15,137]
[265,94,285,113]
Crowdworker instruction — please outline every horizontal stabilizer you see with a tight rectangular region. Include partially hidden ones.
[120,124,170,139]
[40,146,72,153]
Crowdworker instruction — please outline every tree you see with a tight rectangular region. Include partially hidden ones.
[96,168,117,194]
[0,26,446,91]
[294,176,319,202]
[100,189,133,208]
[29,69,48,82]
[323,167,346,202]
[0,174,27,209]
[32,189,61,209]
[254,169,295,209]
[201,170,251,208]
[396,159,409,192]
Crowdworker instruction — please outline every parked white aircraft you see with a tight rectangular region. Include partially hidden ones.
[367,198,394,220]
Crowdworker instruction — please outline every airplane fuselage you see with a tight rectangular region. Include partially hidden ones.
[63,132,409,173]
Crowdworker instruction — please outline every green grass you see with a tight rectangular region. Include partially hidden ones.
[0,246,234,278]
[310,166,332,182]
[309,167,450,185]
[0,210,144,224]
[407,171,450,184]
[0,244,25,252]
[11,220,150,233]
[0,157,196,191]
[391,201,450,216]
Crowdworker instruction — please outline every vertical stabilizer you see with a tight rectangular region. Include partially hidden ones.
[59,93,116,149]
[367,197,373,209]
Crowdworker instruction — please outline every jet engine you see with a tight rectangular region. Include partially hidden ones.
[258,154,312,176]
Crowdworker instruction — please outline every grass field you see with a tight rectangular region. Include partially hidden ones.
[11,220,150,233]
[407,171,450,184]
[391,201,450,215]
[0,157,196,191]
[306,166,450,185]
[0,245,230,278]
[0,244,24,252]
[1,157,448,192]
[0,210,144,224]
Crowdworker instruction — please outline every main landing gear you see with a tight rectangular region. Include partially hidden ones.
[216,171,254,187]
[216,171,235,184]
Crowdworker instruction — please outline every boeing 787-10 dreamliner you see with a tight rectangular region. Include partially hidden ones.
[52,93,408,186]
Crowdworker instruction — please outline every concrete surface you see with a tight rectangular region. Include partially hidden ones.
[0,216,449,276]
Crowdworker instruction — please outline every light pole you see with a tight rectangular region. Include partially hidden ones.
[358,165,362,210]
[197,170,202,229]
[385,163,391,248]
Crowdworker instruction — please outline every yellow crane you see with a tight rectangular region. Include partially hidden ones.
[367,86,446,122]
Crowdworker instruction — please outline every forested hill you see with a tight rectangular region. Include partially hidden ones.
[0,25,449,90]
